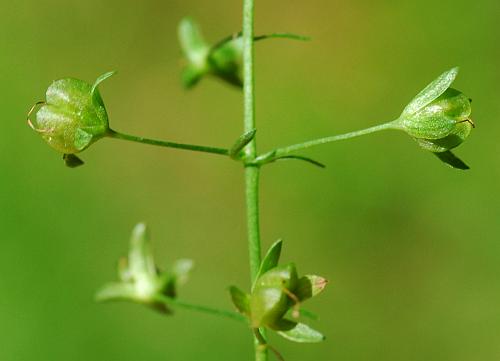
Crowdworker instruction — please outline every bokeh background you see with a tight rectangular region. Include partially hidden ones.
[1,0,499,360]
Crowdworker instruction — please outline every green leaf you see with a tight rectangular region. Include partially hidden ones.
[277,323,325,343]
[434,151,469,170]
[295,275,328,301]
[402,67,459,116]
[63,154,84,168]
[229,286,250,315]
[253,239,283,289]
[229,129,256,159]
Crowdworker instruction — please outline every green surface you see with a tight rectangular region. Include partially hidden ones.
[1,0,499,360]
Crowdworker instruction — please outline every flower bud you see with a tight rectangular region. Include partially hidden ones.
[96,223,193,314]
[29,72,114,155]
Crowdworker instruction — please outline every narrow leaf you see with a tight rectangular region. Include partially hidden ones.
[254,33,311,42]
[63,154,84,168]
[277,323,325,343]
[434,151,470,170]
[229,286,251,316]
[402,67,459,116]
[210,32,310,55]
[229,129,256,159]
[274,155,326,168]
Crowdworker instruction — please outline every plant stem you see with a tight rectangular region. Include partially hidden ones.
[255,121,397,165]
[106,129,229,156]
[242,0,267,360]
[154,295,246,322]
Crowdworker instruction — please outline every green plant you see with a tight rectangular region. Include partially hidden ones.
[28,1,474,360]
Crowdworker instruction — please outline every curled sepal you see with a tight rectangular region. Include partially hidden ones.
[30,73,113,156]
[277,323,325,343]
[95,223,194,314]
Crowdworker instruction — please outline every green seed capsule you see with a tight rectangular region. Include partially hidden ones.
[399,88,472,140]
[30,73,113,154]
[389,67,474,169]
[250,263,299,330]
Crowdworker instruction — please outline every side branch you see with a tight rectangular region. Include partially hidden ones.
[107,129,229,156]
[254,121,397,166]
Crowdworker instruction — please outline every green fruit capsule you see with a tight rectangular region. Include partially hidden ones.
[390,67,474,169]
[399,88,472,140]
[250,263,299,330]
[29,72,114,154]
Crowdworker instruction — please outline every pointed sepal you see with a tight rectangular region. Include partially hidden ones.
[229,286,251,316]
[402,67,459,116]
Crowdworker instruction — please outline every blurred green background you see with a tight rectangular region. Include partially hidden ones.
[1,0,499,360]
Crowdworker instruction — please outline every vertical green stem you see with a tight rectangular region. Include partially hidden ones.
[242,0,267,360]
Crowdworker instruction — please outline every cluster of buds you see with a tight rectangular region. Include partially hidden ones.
[230,240,327,343]
[96,223,193,314]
